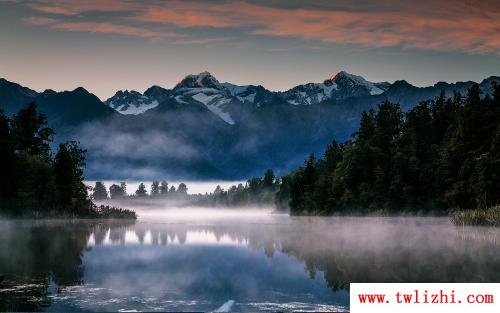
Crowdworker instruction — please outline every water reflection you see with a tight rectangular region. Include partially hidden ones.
[1,215,499,311]
[0,220,132,311]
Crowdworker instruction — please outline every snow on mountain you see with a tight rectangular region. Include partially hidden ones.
[105,88,168,115]
[172,72,237,124]
[282,81,338,105]
[282,71,390,105]
[191,92,235,124]
[104,71,394,119]
[174,71,223,90]
[331,71,385,96]
[222,83,254,102]
[374,82,392,92]
[221,83,278,106]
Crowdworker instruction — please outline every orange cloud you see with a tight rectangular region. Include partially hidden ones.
[24,0,500,54]
[131,1,500,54]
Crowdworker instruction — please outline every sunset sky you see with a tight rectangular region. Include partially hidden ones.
[1,0,499,100]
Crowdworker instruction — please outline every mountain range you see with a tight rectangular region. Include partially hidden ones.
[0,72,498,180]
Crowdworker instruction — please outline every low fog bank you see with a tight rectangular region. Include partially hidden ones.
[130,206,277,222]
[94,196,279,221]
[87,178,281,221]
[86,175,282,215]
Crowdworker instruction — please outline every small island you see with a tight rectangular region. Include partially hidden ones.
[0,103,136,219]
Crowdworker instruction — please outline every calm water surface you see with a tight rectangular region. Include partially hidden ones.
[1,209,499,312]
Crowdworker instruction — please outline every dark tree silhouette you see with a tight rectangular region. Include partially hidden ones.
[135,183,148,197]
[0,103,135,219]
[159,180,169,196]
[92,182,108,200]
[280,84,500,215]
[151,181,160,197]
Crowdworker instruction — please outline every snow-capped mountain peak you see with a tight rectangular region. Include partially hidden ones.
[174,71,223,91]
[104,71,396,119]
[105,89,161,115]
[171,72,238,124]
[329,70,356,81]
[221,83,278,106]
[282,71,391,105]
[329,71,385,96]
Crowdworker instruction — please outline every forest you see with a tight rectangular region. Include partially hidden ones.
[91,168,279,208]
[0,103,136,219]
[277,83,500,217]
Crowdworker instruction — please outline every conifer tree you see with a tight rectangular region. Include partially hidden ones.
[135,183,147,197]
[92,182,108,200]
[151,181,160,197]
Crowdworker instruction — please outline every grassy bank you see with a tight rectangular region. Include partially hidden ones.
[451,205,500,227]
[95,205,137,219]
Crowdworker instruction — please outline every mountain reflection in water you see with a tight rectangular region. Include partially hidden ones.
[1,212,499,312]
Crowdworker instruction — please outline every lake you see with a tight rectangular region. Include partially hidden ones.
[1,209,499,312]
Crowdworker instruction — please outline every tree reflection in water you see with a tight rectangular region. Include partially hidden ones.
[0,220,134,311]
[1,217,499,311]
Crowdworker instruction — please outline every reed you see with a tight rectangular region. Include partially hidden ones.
[451,205,500,227]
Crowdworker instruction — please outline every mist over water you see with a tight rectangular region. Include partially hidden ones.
[1,205,499,311]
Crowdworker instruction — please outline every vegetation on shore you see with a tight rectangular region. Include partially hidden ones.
[277,83,500,218]
[0,103,136,219]
[91,169,279,208]
[451,205,500,227]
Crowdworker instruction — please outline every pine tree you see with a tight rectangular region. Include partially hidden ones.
[169,185,176,194]
[263,169,275,188]
[53,141,87,212]
[151,181,160,197]
[159,180,169,196]
[109,184,126,199]
[120,182,127,195]
[355,110,375,141]
[92,182,108,200]
[10,102,54,159]
[177,183,188,195]
[135,183,147,197]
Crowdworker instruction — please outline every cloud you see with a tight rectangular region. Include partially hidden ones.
[24,16,177,39]
[51,21,176,39]
[23,16,56,25]
[131,0,500,54]
[171,37,232,46]
[27,0,141,15]
[74,120,210,180]
[77,124,198,160]
[22,0,500,54]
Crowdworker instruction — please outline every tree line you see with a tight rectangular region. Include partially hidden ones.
[92,181,188,200]
[277,83,500,215]
[194,169,279,207]
[0,103,135,218]
[92,169,279,207]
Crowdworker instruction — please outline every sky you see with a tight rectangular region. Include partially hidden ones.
[0,0,499,100]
